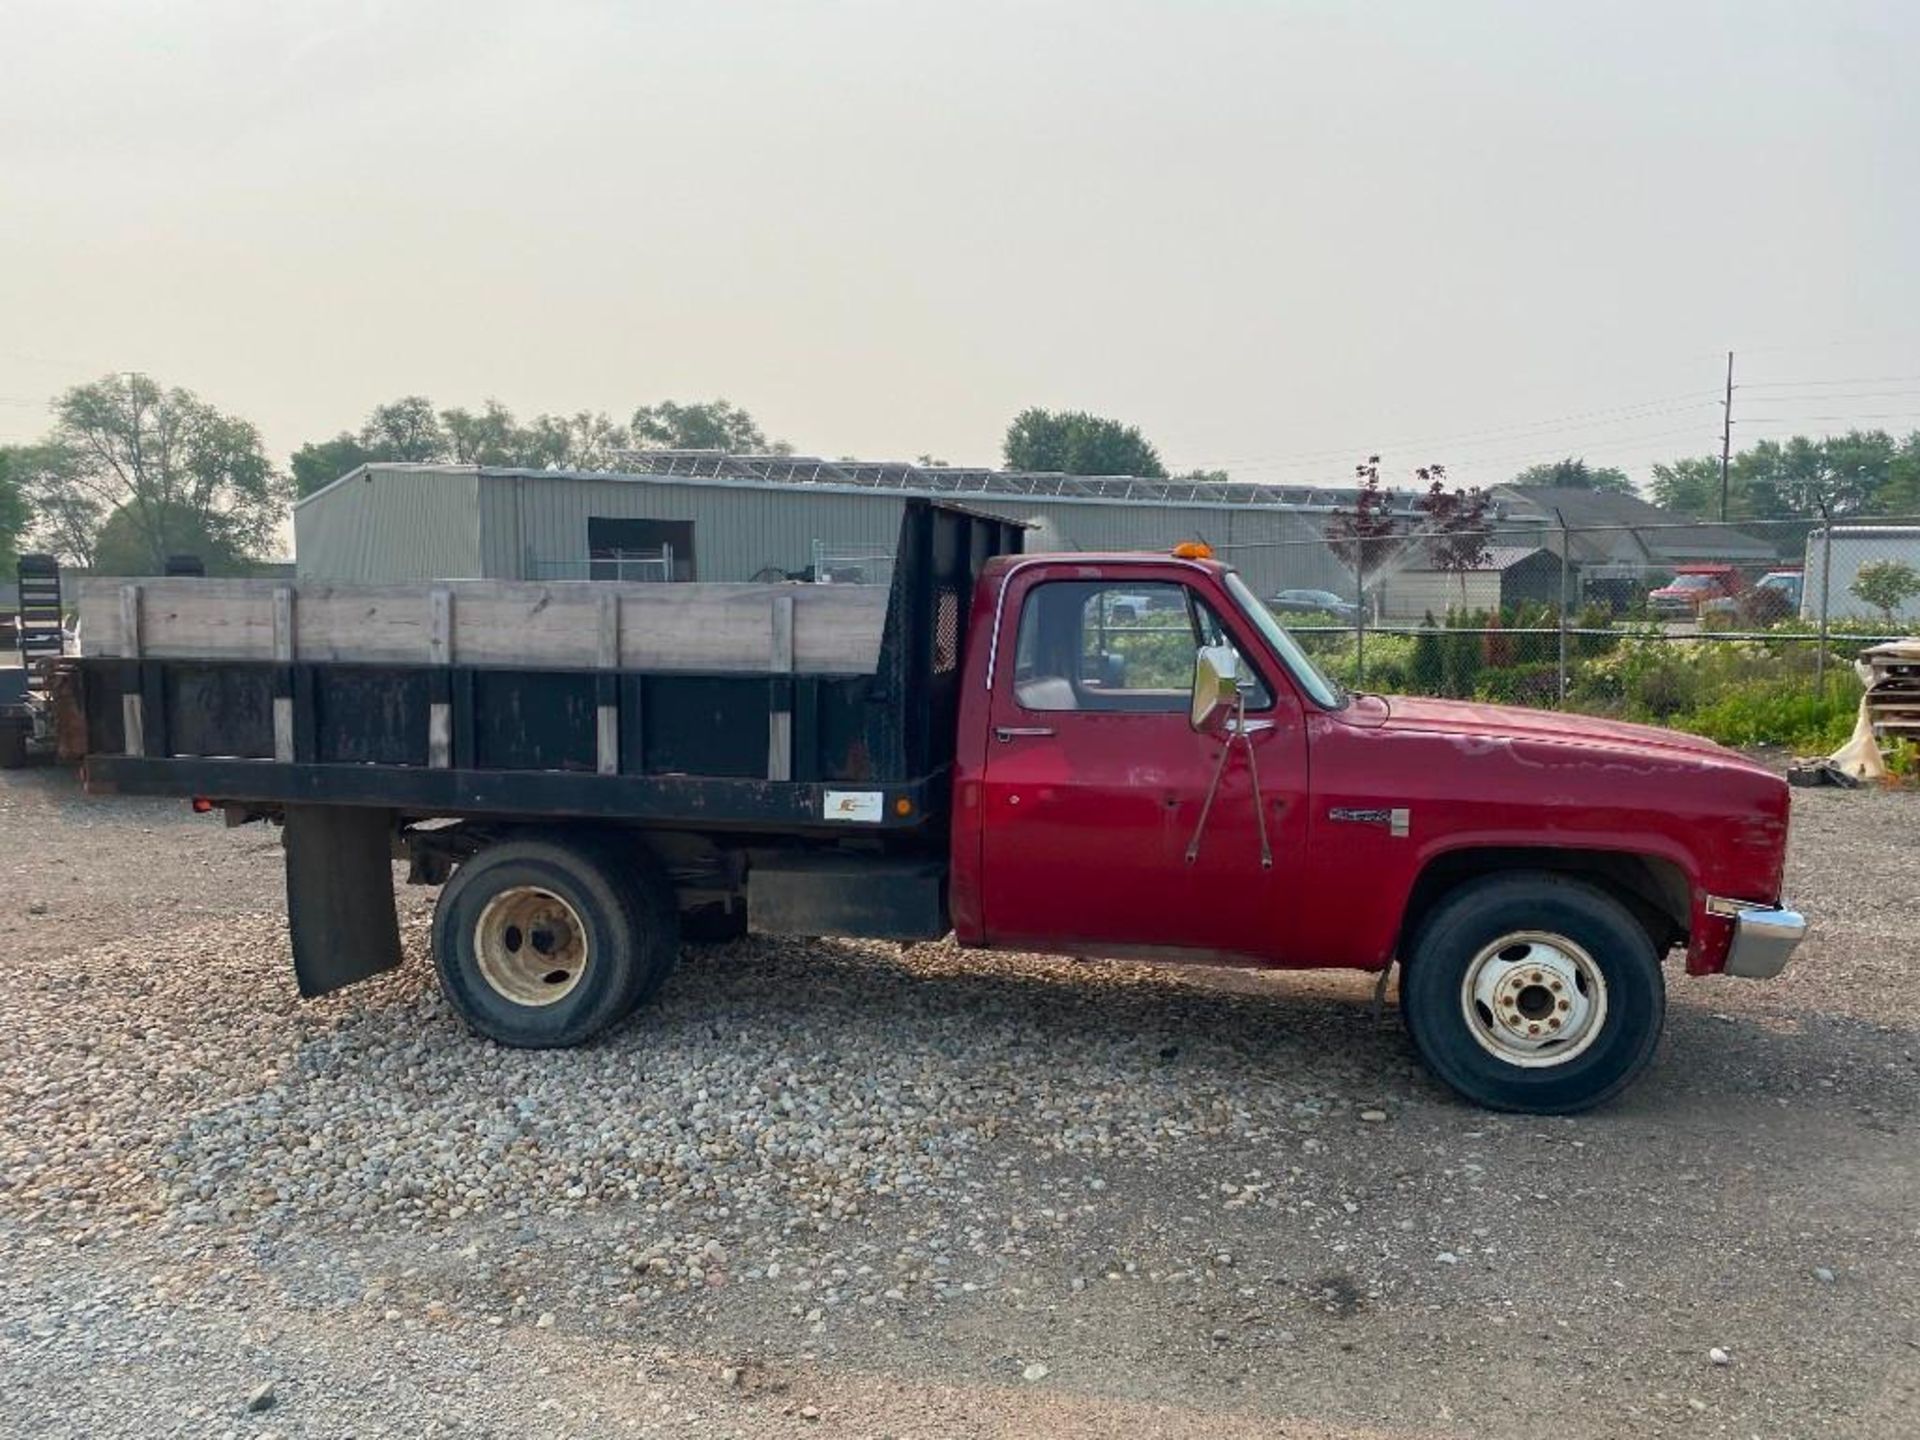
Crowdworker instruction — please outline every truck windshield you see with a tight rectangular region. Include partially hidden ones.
[1222,571,1347,709]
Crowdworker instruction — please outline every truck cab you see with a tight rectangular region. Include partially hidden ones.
[948,548,1804,1111]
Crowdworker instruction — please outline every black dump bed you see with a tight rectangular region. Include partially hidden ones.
[70,499,1023,835]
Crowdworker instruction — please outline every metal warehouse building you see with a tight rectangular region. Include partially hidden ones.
[292,452,1398,596]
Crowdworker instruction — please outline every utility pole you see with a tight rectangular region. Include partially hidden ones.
[1718,350,1734,522]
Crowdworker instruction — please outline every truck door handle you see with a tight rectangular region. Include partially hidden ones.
[995,725,1056,742]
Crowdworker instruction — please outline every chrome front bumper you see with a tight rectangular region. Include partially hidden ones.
[1709,898,1808,980]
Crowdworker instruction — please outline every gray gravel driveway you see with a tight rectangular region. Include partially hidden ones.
[1,767,1915,1438]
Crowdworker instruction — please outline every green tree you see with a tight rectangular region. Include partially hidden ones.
[0,448,33,575]
[360,396,449,462]
[1648,455,1726,518]
[629,399,781,453]
[1326,457,1405,597]
[1850,559,1920,626]
[36,376,285,570]
[297,398,643,486]
[440,400,525,465]
[520,411,631,471]
[1648,431,1920,521]
[1509,457,1635,494]
[1417,465,1490,607]
[91,500,251,576]
[1882,433,1920,516]
[290,434,374,497]
[6,442,96,566]
[1002,408,1167,477]
[1743,432,1890,519]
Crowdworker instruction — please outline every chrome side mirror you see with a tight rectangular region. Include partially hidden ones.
[1190,644,1241,731]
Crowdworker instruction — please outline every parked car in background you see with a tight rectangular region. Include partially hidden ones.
[1648,565,1746,619]
[1267,588,1360,621]
[1104,590,1183,621]
[1701,569,1801,626]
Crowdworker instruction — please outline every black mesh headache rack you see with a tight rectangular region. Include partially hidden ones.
[69,498,1025,833]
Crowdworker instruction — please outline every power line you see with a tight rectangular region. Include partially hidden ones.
[1735,411,1920,424]
[1185,392,1719,472]
[1741,375,1920,390]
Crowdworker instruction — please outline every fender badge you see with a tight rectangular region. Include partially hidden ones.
[1329,806,1411,838]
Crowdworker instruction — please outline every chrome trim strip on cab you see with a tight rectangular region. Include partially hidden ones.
[1707,896,1808,980]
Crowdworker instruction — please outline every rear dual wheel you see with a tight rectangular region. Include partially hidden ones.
[432,835,678,1048]
[1402,873,1665,1114]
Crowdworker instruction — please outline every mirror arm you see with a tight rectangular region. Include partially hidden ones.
[1184,689,1274,870]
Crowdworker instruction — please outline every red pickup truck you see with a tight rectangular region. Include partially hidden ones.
[67,500,1805,1114]
[1648,564,1746,618]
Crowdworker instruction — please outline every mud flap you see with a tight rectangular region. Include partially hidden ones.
[284,804,403,997]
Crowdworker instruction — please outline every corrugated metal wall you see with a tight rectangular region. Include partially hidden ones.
[476,469,1349,596]
[480,472,906,582]
[294,468,484,581]
[297,465,1352,596]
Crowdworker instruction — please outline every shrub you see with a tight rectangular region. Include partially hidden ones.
[1666,678,1863,752]
[1475,661,1561,708]
[1575,604,1621,657]
[1441,613,1481,698]
[1481,612,1515,669]
[1624,652,1700,720]
[1321,632,1415,693]
[1409,614,1444,694]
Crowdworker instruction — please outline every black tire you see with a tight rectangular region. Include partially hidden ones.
[1401,872,1665,1114]
[680,899,747,945]
[432,835,677,1048]
[0,717,26,770]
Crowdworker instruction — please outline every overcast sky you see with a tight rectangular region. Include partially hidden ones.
[2,0,1915,489]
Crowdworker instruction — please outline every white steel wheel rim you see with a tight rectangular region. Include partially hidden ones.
[1460,931,1609,1068]
[473,886,590,1007]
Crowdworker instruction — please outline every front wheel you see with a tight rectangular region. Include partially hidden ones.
[1401,873,1665,1114]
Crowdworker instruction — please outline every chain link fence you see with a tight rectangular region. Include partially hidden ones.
[1212,513,1920,753]
[808,540,895,588]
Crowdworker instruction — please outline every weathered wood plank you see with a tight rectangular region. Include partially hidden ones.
[77,578,889,675]
[119,584,143,658]
[271,587,295,662]
[429,589,452,666]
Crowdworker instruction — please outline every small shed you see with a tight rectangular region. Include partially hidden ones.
[1378,546,1561,621]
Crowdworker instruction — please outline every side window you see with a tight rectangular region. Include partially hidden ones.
[1012,580,1271,713]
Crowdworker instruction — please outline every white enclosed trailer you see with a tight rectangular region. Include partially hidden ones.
[1801,526,1920,624]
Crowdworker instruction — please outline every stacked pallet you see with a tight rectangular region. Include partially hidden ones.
[1861,639,1920,740]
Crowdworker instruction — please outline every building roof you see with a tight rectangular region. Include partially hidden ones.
[1491,485,1777,562]
[1399,545,1552,574]
[1480,545,1555,570]
[612,450,1448,516]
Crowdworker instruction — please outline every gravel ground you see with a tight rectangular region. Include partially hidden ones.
[2,766,1917,1438]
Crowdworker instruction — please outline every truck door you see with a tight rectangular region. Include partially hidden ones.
[978,570,1308,960]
